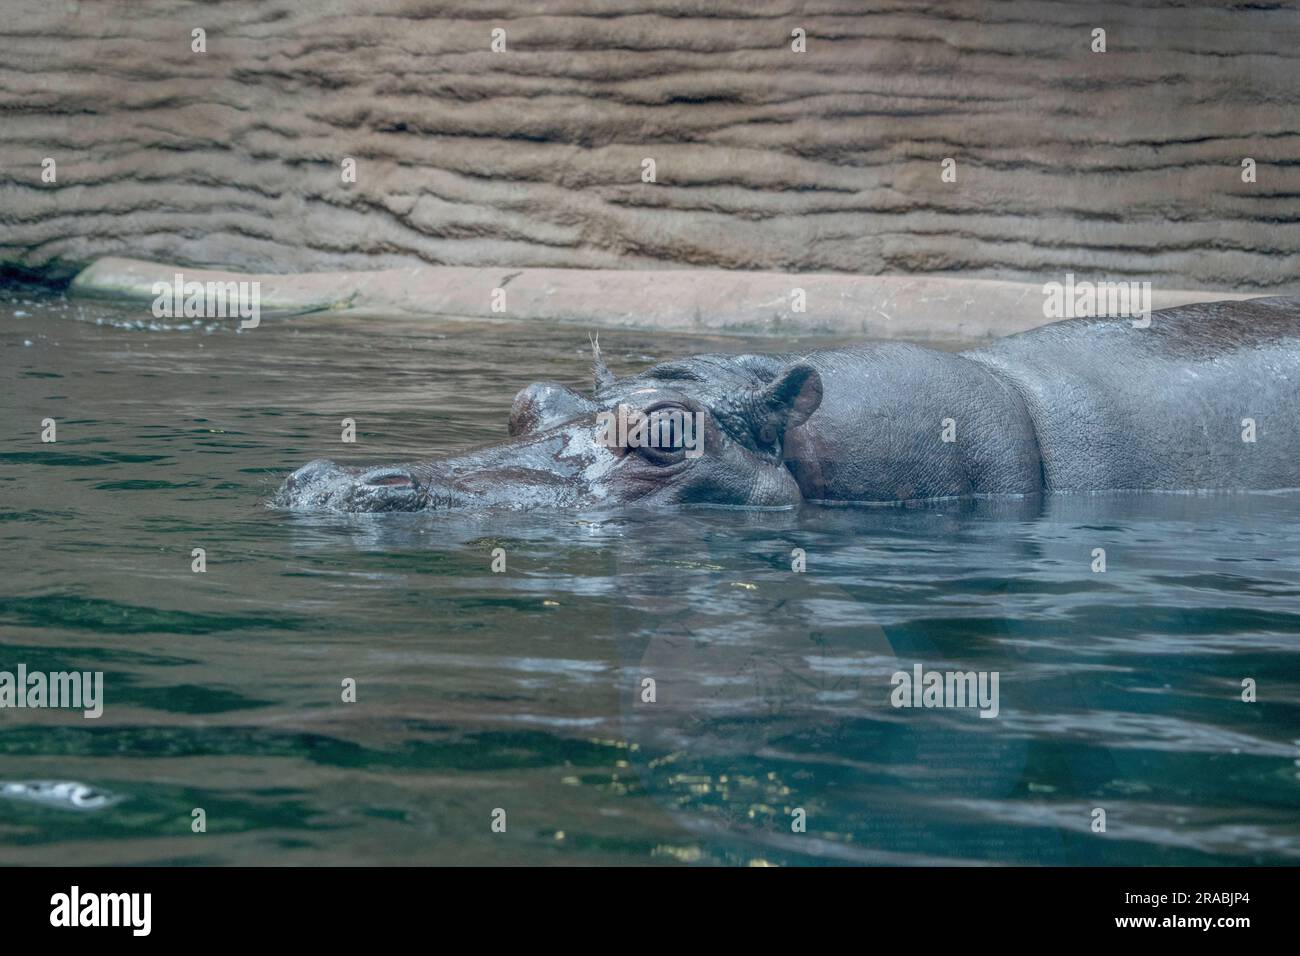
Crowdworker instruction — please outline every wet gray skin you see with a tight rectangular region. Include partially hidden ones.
[276,297,1300,513]
[276,347,823,512]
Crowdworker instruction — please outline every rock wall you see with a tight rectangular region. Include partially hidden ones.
[2,0,1298,289]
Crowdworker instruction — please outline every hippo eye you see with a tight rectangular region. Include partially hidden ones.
[635,406,697,466]
[651,414,685,449]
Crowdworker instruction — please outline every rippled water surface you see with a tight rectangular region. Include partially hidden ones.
[3,286,1298,865]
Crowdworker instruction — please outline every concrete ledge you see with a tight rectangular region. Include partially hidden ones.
[69,257,1260,343]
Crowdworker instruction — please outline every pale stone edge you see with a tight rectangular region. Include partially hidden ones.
[68,256,1264,343]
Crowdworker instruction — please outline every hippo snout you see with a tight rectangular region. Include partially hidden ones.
[285,458,341,488]
[276,457,349,509]
[276,458,430,512]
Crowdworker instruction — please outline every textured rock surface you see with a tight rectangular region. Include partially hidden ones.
[2,1,1298,289]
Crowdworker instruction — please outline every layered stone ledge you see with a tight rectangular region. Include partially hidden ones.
[69,256,1261,343]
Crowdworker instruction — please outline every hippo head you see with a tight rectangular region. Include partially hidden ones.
[275,344,823,513]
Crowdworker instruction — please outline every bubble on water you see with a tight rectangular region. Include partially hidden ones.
[0,780,119,812]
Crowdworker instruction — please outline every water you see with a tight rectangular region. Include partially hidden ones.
[3,286,1298,866]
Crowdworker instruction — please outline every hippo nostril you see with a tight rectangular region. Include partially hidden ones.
[287,458,337,489]
[360,468,419,490]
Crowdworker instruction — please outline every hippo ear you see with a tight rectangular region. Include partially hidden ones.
[591,333,616,393]
[753,363,823,446]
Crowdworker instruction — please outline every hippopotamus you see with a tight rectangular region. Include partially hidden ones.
[276,297,1299,512]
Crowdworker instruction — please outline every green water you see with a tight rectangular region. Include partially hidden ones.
[2,286,1298,865]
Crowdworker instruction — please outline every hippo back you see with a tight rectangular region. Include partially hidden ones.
[965,297,1300,492]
